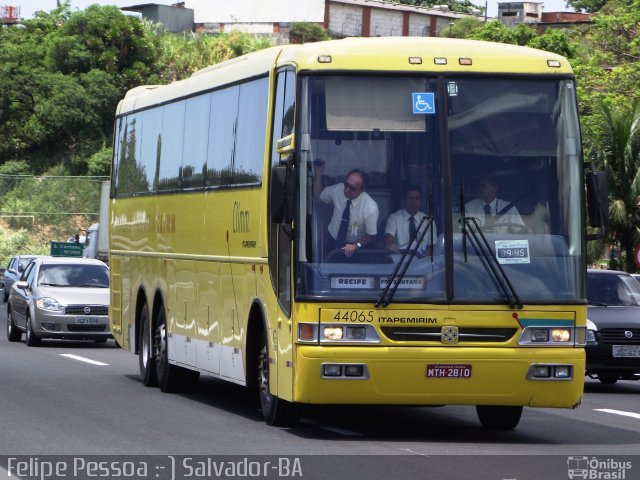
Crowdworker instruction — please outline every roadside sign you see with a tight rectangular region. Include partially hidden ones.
[635,243,640,268]
[50,241,83,257]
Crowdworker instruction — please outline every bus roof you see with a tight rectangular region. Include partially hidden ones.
[117,37,572,115]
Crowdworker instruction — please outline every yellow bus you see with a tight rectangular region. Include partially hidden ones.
[109,37,601,430]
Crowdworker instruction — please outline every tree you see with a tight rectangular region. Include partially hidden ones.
[587,100,640,272]
[289,23,330,44]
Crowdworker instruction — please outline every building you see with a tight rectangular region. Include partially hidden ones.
[497,1,592,30]
[0,5,20,26]
[123,0,478,39]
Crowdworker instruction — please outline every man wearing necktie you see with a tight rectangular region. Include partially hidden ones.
[464,175,524,232]
[384,186,436,255]
[313,166,379,258]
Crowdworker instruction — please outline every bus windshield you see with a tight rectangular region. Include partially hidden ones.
[297,74,584,304]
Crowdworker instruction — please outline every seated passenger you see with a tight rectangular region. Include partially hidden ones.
[313,162,379,259]
[384,186,436,256]
[465,176,525,233]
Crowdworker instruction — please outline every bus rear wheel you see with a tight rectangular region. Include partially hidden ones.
[153,307,199,392]
[138,304,157,387]
[258,333,299,427]
[476,405,522,430]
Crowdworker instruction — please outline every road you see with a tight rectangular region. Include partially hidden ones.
[1,301,639,480]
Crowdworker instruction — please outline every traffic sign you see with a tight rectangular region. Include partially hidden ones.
[50,241,83,257]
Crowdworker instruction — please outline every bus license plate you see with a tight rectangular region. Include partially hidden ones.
[612,345,640,358]
[426,364,472,378]
[75,317,100,325]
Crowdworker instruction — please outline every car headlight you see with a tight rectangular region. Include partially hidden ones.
[586,329,597,343]
[36,297,64,312]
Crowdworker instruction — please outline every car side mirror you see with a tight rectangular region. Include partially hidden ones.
[15,280,28,290]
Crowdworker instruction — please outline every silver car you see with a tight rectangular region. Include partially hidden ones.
[6,257,110,346]
[2,255,47,302]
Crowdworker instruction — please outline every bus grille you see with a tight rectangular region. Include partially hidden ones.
[599,329,640,344]
[65,305,109,316]
[380,327,517,342]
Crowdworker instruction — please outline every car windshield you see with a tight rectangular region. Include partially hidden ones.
[38,264,109,288]
[18,257,36,270]
[587,272,640,306]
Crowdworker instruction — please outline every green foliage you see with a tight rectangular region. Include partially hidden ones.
[566,0,609,12]
[0,229,50,268]
[586,100,640,272]
[441,17,484,38]
[289,23,330,44]
[390,0,484,15]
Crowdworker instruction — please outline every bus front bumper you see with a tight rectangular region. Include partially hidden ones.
[294,345,585,408]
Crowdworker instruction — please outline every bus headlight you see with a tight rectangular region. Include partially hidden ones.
[323,327,343,341]
[551,328,571,342]
[518,326,581,346]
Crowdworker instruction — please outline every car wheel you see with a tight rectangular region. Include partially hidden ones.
[258,332,299,426]
[476,405,523,430]
[154,306,199,392]
[598,373,618,385]
[25,316,41,347]
[138,303,157,387]
[6,308,22,342]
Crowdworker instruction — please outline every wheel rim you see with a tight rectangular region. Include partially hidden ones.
[7,312,12,336]
[258,343,273,412]
[26,318,31,342]
[153,320,167,379]
[141,321,150,369]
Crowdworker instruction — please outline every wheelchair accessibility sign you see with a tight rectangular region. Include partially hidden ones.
[412,92,435,114]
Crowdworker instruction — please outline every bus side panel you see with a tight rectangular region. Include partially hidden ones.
[196,261,221,375]
[167,258,198,368]
[109,255,125,348]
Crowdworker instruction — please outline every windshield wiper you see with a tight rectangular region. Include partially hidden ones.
[587,301,608,307]
[460,182,523,309]
[376,214,434,308]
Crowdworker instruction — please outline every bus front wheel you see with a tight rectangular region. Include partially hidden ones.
[258,333,299,427]
[476,405,522,430]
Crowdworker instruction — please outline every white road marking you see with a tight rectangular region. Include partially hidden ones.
[60,354,109,366]
[594,408,640,419]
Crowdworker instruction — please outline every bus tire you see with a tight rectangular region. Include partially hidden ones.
[154,306,199,392]
[258,332,299,427]
[138,304,157,387]
[6,308,22,342]
[476,405,522,430]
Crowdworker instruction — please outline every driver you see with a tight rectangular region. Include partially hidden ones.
[313,164,379,258]
[465,176,525,233]
[384,186,436,255]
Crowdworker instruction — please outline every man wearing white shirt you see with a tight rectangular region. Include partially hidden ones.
[313,164,379,258]
[384,186,436,255]
[465,176,525,232]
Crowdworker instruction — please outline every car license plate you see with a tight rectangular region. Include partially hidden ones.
[612,345,640,358]
[75,317,100,325]
[426,364,472,378]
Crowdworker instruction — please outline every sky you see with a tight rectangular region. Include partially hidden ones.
[18,0,573,23]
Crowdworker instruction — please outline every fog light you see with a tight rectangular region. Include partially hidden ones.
[531,329,549,342]
[553,366,571,378]
[344,365,364,377]
[551,328,571,342]
[346,326,366,340]
[533,366,551,378]
[323,365,342,377]
[41,322,56,331]
[323,327,343,341]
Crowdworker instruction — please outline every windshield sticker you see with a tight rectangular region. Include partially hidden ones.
[379,276,425,289]
[495,240,530,264]
[412,92,435,114]
[331,276,375,289]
